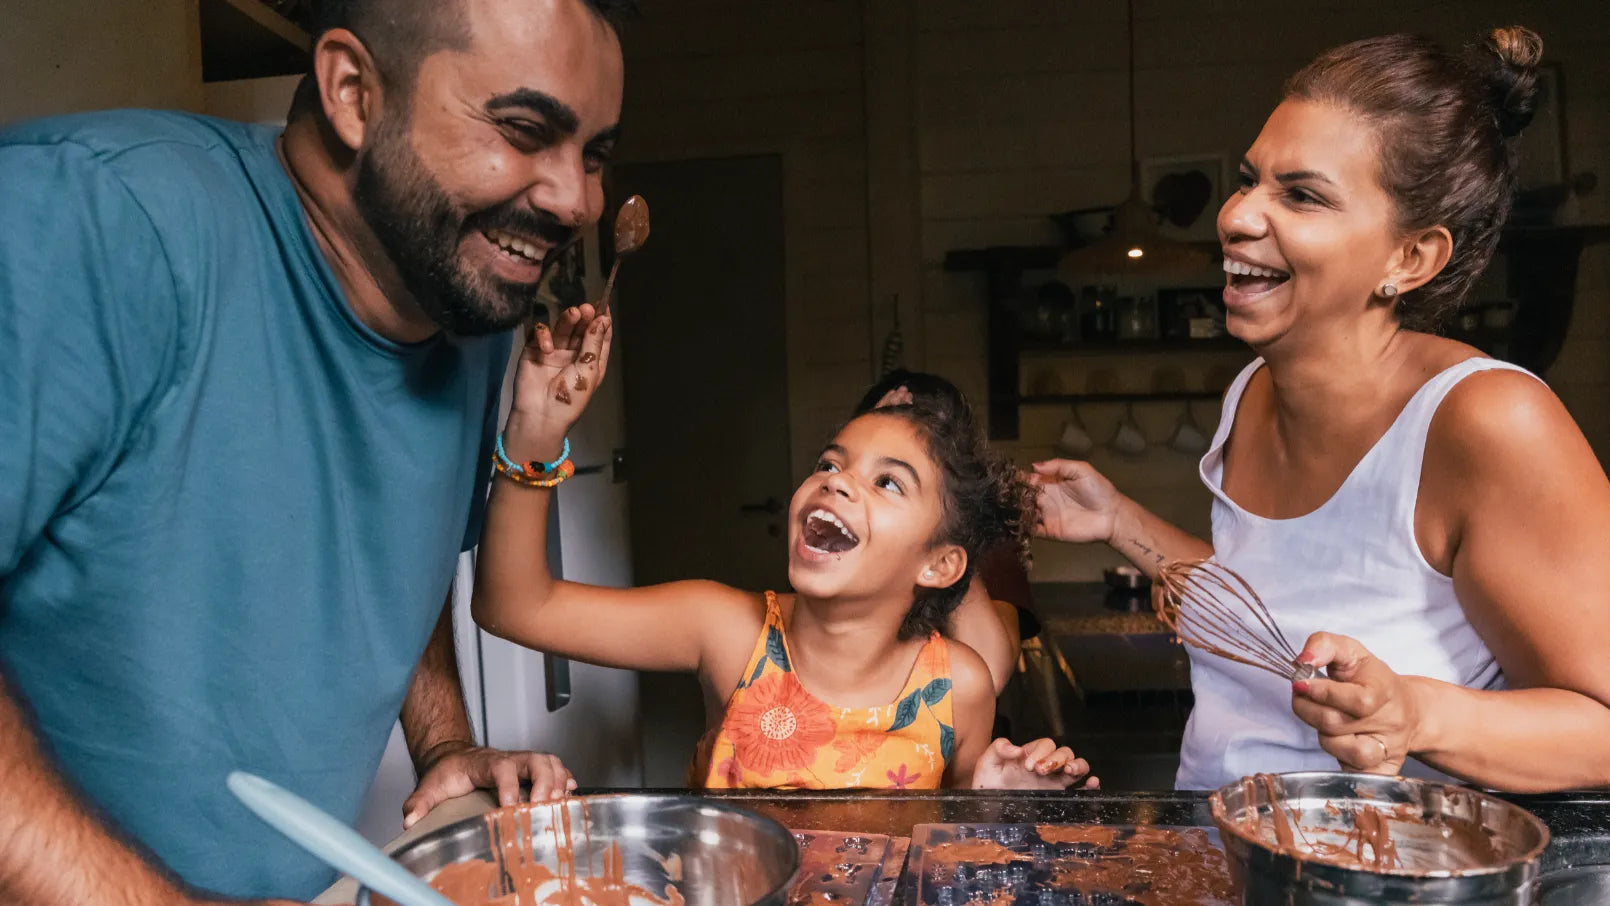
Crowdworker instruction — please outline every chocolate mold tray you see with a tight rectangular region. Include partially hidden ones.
[904,823,1236,906]
[788,830,911,906]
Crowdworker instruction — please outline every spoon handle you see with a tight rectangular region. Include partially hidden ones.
[228,771,459,906]
[600,260,622,316]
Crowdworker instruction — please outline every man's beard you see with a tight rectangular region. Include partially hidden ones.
[352,112,574,336]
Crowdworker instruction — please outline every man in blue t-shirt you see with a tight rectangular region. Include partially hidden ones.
[0,0,633,903]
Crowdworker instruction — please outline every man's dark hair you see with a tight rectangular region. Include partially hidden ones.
[307,0,639,93]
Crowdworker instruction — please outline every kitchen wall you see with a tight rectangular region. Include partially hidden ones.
[610,2,877,478]
[614,0,1610,582]
[0,0,203,124]
[911,0,1610,580]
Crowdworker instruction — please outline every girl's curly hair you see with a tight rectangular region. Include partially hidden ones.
[851,370,1037,639]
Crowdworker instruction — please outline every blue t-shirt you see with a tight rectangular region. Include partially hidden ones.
[0,111,510,900]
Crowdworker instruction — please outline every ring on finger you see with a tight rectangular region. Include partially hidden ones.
[1370,735,1388,764]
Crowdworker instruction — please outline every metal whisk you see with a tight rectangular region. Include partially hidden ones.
[1155,558,1318,682]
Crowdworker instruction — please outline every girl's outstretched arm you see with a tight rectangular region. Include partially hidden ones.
[472,305,759,678]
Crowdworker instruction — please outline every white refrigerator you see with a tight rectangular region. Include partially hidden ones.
[355,234,644,844]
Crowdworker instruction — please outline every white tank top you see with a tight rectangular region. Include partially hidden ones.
[1174,356,1531,791]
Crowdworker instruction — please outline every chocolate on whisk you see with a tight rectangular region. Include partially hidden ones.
[1155,558,1317,682]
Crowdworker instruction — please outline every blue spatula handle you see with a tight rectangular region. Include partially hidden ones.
[227,771,459,906]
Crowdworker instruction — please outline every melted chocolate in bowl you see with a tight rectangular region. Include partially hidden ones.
[360,795,798,906]
[1211,772,1549,904]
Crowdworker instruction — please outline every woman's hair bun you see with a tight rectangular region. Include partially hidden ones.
[1475,25,1544,138]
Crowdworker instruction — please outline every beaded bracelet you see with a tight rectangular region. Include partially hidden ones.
[495,433,569,477]
[494,456,575,489]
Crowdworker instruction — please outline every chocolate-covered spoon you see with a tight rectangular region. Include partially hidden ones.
[600,194,648,315]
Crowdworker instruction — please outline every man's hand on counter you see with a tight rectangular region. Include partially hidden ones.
[402,743,576,828]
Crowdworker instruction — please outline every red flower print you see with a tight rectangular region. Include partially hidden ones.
[724,672,836,777]
[886,764,922,789]
[832,731,887,773]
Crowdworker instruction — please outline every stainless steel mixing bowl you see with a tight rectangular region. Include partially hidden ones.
[357,794,800,906]
[1211,772,1550,905]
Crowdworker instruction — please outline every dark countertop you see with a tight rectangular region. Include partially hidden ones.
[314,787,1610,902]
[1031,581,1166,635]
[691,788,1610,875]
[1030,581,1191,692]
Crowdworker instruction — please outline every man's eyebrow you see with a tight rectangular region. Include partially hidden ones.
[485,88,579,135]
[588,124,623,147]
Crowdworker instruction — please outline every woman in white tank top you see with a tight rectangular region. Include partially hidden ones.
[1033,27,1610,793]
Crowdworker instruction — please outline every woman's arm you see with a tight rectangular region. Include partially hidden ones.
[942,644,1096,790]
[1294,371,1610,791]
[947,579,1016,696]
[1031,459,1212,577]
[471,307,759,681]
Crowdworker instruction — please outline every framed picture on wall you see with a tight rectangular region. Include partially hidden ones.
[1516,63,1567,192]
[1141,153,1228,242]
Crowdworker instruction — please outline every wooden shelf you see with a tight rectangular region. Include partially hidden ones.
[946,224,1610,441]
[201,0,311,83]
[1015,391,1225,405]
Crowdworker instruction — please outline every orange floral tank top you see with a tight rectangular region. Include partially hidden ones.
[698,592,955,790]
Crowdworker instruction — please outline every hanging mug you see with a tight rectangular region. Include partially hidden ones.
[1056,407,1095,458]
[1168,402,1210,456]
[1111,405,1148,456]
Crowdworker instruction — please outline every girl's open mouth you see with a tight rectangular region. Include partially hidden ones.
[802,508,860,555]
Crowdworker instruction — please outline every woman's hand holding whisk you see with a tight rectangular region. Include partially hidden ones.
[1290,632,1427,776]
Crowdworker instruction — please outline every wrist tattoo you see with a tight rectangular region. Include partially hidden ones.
[1131,538,1166,564]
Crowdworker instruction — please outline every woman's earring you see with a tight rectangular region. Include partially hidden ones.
[1381,283,1399,298]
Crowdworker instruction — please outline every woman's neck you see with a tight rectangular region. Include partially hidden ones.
[1257,310,1419,440]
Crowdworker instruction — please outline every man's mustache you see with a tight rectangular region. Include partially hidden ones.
[468,205,576,249]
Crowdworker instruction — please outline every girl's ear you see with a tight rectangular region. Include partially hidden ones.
[917,545,967,589]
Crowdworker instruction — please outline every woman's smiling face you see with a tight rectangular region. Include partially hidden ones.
[1217,99,1408,347]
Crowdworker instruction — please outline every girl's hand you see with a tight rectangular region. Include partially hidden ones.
[1029,460,1124,545]
[1290,632,1423,776]
[505,304,613,458]
[971,737,1099,791]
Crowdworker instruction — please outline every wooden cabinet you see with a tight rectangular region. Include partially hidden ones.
[199,0,310,83]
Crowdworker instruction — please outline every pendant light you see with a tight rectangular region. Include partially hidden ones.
[1057,0,1212,281]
